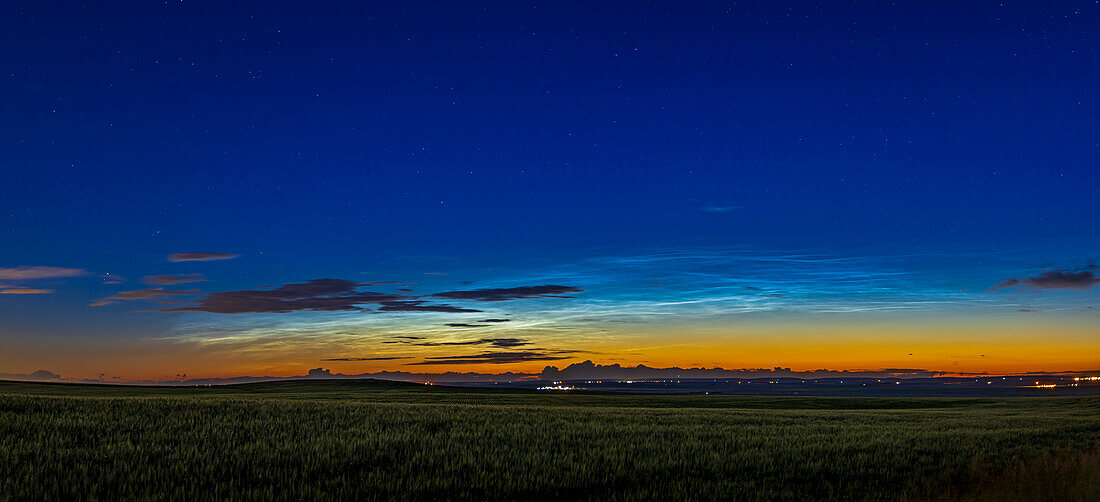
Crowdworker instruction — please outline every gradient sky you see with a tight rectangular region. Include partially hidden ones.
[2,2,1098,381]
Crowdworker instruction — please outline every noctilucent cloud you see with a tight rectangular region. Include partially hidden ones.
[1,2,1098,381]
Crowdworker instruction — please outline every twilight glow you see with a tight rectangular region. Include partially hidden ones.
[1,2,1097,382]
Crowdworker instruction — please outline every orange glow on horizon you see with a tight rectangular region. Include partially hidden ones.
[2,317,1098,382]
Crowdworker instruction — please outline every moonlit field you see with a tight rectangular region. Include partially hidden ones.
[2,2,1098,500]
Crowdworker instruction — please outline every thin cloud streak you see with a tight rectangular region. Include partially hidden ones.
[398,337,532,349]
[144,274,207,285]
[321,356,412,361]
[91,288,200,307]
[0,266,86,280]
[408,350,575,365]
[168,252,239,262]
[0,288,54,294]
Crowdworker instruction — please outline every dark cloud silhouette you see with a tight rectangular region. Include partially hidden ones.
[141,369,539,385]
[159,279,411,313]
[168,252,239,262]
[445,323,485,328]
[321,356,412,361]
[271,279,362,297]
[386,336,531,348]
[540,360,954,380]
[143,274,207,285]
[480,318,511,323]
[880,368,951,376]
[482,338,529,348]
[432,285,583,302]
[408,350,574,365]
[0,369,61,381]
[377,300,480,313]
[992,269,1100,291]
[143,279,578,314]
[91,288,200,307]
[412,337,531,348]
[30,370,61,379]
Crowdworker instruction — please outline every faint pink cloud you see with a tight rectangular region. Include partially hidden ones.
[0,288,54,294]
[90,288,200,307]
[143,274,207,285]
[0,266,86,280]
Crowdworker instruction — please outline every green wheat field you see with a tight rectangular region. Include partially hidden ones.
[2,379,1099,501]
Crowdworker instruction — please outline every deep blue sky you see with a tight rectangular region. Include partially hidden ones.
[1,2,1098,379]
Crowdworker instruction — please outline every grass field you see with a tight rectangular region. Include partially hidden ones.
[2,379,1099,501]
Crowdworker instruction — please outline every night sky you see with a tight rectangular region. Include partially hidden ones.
[2,2,1098,381]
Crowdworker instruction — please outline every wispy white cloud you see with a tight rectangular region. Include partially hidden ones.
[151,247,1100,369]
[160,247,1020,352]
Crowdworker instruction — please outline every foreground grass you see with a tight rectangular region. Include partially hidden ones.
[1,380,1098,501]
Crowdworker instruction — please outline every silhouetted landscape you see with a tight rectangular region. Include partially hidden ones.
[3,379,1100,500]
